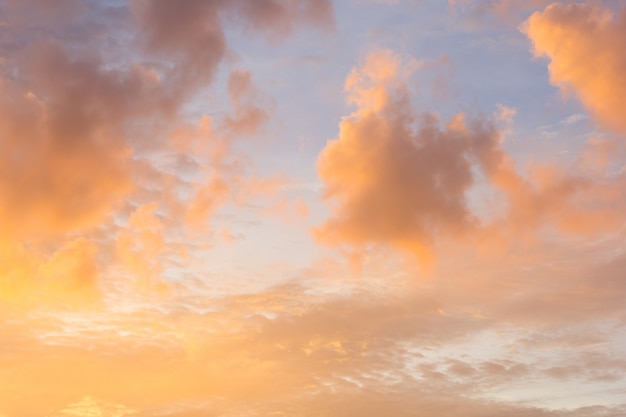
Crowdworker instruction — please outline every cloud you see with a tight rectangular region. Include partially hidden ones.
[40,238,100,297]
[115,203,167,286]
[58,396,135,417]
[221,69,273,138]
[524,2,626,135]
[130,0,227,101]
[174,83,275,230]
[0,0,332,242]
[0,237,100,308]
[132,0,334,98]
[491,158,626,238]
[234,0,334,38]
[315,48,626,268]
[3,2,626,416]
[0,0,333,305]
[0,42,142,238]
[315,50,506,264]
[2,272,626,416]
[185,177,232,229]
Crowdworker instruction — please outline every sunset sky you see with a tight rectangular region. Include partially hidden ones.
[2,0,626,416]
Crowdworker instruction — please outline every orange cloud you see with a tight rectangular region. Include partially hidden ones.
[316,49,626,266]
[57,396,135,417]
[185,178,232,229]
[0,0,332,306]
[0,237,100,309]
[491,156,626,238]
[0,0,331,240]
[39,237,99,298]
[0,43,140,238]
[315,50,505,264]
[172,68,289,231]
[524,2,626,135]
[116,203,168,287]
[4,3,626,416]
[3,260,626,416]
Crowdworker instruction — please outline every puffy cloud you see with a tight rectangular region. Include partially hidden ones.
[4,2,626,416]
[132,0,333,97]
[1,0,332,235]
[130,0,227,101]
[0,42,144,238]
[316,49,626,266]
[524,2,626,135]
[0,0,332,305]
[315,50,506,264]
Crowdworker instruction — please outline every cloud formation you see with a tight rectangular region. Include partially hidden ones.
[316,50,506,263]
[0,43,139,238]
[132,0,334,99]
[316,48,626,266]
[2,1,626,416]
[525,2,626,134]
[0,0,333,304]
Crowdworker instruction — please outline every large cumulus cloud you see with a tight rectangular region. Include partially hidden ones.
[315,50,506,263]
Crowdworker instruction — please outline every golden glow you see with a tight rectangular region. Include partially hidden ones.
[1,1,626,416]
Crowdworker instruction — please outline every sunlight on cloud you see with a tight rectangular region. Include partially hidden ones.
[316,49,506,266]
[58,397,135,417]
[1,0,626,416]
[525,2,626,135]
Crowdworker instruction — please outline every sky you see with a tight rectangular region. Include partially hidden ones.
[1,0,626,416]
